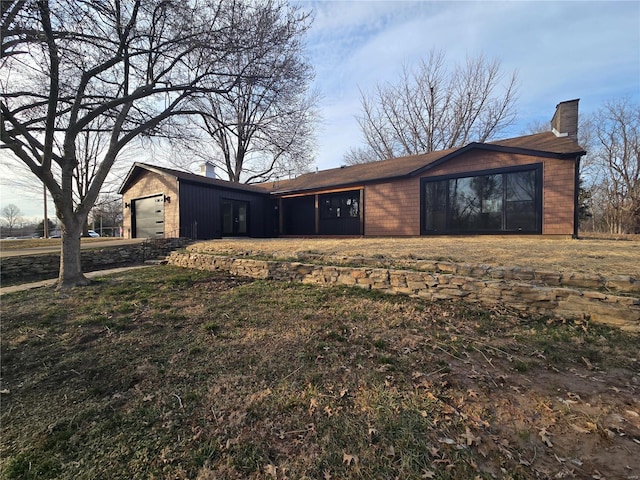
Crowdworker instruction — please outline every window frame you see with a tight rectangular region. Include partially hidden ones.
[420,163,543,235]
[319,191,361,220]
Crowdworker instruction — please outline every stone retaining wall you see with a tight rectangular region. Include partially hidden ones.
[1,238,189,284]
[167,252,640,332]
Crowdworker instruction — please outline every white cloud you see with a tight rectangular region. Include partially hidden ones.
[305,0,640,167]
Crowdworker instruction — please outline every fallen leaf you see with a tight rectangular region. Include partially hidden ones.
[571,424,591,434]
[342,453,358,466]
[585,422,598,433]
[324,470,331,480]
[265,464,277,477]
[539,428,553,447]
[438,437,456,445]
[462,426,481,446]
[308,398,318,415]
[421,470,435,478]
[567,392,582,401]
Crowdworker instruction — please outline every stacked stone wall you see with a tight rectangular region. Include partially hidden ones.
[167,252,639,332]
[1,238,189,284]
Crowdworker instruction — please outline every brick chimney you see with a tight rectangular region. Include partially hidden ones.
[550,99,579,139]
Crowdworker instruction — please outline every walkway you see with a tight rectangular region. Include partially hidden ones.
[0,265,150,296]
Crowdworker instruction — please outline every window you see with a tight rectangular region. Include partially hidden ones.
[320,192,360,219]
[422,166,541,234]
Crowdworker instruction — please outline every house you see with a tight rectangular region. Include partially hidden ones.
[119,99,586,239]
[118,162,276,239]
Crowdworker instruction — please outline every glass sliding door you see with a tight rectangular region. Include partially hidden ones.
[422,165,541,234]
[505,170,537,232]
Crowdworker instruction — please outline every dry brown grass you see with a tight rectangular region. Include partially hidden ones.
[189,235,640,278]
[1,267,638,479]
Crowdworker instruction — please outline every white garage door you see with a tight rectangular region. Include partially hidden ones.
[134,195,164,238]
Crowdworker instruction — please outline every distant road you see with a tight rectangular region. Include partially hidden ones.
[0,238,146,258]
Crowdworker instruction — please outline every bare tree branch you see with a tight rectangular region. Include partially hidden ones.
[344,50,518,165]
[1,0,313,287]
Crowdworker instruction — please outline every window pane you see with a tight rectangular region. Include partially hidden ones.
[506,170,537,231]
[449,177,479,230]
[449,175,502,231]
[479,174,502,230]
[424,180,447,231]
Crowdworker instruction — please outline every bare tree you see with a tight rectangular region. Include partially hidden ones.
[1,203,22,235]
[170,1,318,183]
[589,98,640,234]
[344,50,518,164]
[1,0,297,287]
[90,194,123,236]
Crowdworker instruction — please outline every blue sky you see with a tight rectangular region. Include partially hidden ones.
[1,0,639,221]
[304,0,640,170]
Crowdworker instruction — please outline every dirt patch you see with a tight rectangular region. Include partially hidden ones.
[1,267,638,479]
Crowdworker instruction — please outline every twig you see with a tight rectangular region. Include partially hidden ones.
[275,364,304,385]
[173,393,184,408]
[211,407,220,425]
[472,346,494,368]
[435,344,467,363]
[424,366,448,377]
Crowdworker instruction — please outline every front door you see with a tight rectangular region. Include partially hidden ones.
[222,199,248,236]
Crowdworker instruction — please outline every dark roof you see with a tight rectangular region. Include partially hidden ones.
[486,131,585,153]
[119,132,585,197]
[118,163,271,195]
[269,131,585,194]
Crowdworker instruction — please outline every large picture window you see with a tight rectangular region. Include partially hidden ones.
[422,166,541,234]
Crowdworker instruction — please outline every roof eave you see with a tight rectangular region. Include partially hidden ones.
[269,172,414,196]
[410,142,586,177]
[118,162,178,195]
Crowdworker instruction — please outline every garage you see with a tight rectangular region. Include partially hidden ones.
[133,195,165,238]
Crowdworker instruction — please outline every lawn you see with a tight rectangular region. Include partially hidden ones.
[185,235,640,279]
[1,266,638,479]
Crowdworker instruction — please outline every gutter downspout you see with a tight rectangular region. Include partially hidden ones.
[572,155,581,239]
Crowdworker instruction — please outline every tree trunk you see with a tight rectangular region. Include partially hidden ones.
[58,220,90,288]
